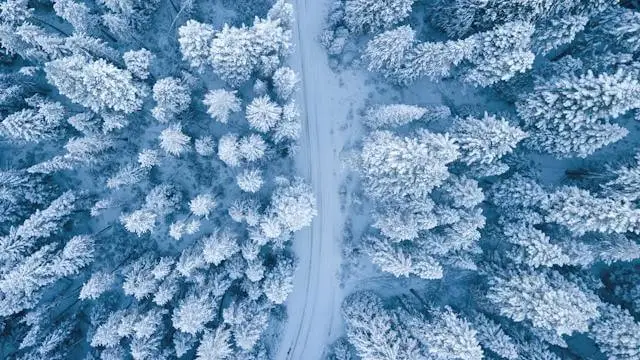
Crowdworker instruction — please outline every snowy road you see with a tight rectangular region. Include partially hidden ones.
[275,0,350,358]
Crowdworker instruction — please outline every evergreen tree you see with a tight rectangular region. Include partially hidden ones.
[451,113,527,165]
[487,269,601,336]
[364,104,427,129]
[262,256,295,304]
[123,48,154,80]
[178,20,215,71]
[246,95,282,132]
[45,55,147,113]
[463,21,535,87]
[269,178,317,232]
[517,68,640,158]
[343,0,415,34]
[342,291,423,360]
[590,304,640,360]
[203,89,241,124]
[0,97,65,142]
[359,130,459,202]
[272,66,298,101]
[363,25,416,83]
[159,124,191,156]
[152,77,191,123]
[196,327,234,360]
[172,292,217,335]
[544,186,640,235]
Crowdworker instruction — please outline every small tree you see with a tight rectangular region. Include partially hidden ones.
[159,124,191,156]
[152,77,191,123]
[246,96,282,132]
[364,104,427,129]
[451,113,527,165]
[203,89,241,123]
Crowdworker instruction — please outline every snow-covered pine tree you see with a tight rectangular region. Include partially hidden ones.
[343,0,415,34]
[341,291,423,360]
[203,89,241,123]
[487,269,601,336]
[517,68,640,158]
[450,113,527,165]
[45,55,147,113]
[152,77,191,123]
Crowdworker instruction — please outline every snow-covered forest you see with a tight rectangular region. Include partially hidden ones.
[0,0,319,358]
[2,0,640,359]
[322,0,640,359]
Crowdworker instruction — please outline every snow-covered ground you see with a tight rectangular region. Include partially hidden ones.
[275,0,371,358]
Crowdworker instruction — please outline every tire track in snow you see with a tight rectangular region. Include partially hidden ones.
[277,0,344,358]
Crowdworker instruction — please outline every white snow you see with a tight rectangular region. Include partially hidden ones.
[275,0,370,358]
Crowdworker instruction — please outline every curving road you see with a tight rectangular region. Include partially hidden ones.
[275,0,347,358]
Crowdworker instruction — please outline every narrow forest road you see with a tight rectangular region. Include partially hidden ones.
[275,0,347,359]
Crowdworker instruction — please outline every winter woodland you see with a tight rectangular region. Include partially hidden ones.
[1,0,640,359]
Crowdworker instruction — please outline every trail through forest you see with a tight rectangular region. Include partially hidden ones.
[275,0,350,358]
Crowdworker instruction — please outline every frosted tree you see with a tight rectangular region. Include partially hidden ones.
[471,313,519,360]
[202,229,239,266]
[364,104,427,129]
[405,38,476,84]
[195,136,216,156]
[272,67,298,101]
[0,0,33,26]
[197,327,234,360]
[343,0,415,33]
[365,236,444,279]
[190,194,217,218]
[341,291,423,360]
[463,21,535,87]
[45,55,147,113]
[237,169,264,193]
[123,48,154,80]
[107,164,148,189]
[487,269,601,336]
[209,24,256,86]
[517,69,640,157]
[262,256,295,304]
[544,186,640,235]
[590,304,640,360]
[269,178,317,232]
[359,130,459,202]
[268,0,295,29]
[0,235,94,316]
[159,124,191,156]
[602,154,640,201]
[79,271,116,300]
[120,210,157,236]
[450,113,527,165]
[532,15,589,55]
[596,6,640,53]
[223,299,271,352]
[178,20,215,71]
[363,26,416,83]
[203,89,241,123]
[0,191,76,263]
[274,101,302,142]
[238,134,267,162]
[0,97,65,142]
[152,77,191,123]
[406,307,484,360]
[246,96,282,132]
[53,0,97,34]
[172,292,217,334]
[218,134,241,167]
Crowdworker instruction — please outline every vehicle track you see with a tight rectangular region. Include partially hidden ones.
[275,0,344,358]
